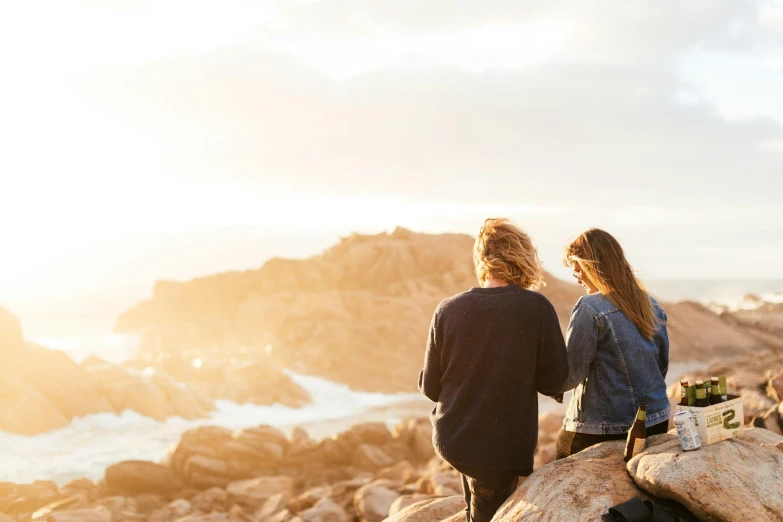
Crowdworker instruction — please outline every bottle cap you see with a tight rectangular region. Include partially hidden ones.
[695,380,704,385]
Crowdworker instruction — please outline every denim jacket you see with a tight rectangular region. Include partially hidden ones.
[561,293,670,435]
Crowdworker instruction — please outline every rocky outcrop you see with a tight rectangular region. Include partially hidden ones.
[0,307,311,435]
[627,429,783,522]
[6,416,783,522]
[493,441,652,522]
[383,496,465,522]
[0,419,452,522]
[114,230,771,393]
[104,461,184,497]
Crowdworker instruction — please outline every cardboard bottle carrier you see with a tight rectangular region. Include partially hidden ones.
[674,395,744,445]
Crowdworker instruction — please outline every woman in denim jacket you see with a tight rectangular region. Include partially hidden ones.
[556,228,670,459]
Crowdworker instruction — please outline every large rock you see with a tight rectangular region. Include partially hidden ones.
[387,495,440,516]
[392,419,434,463]
[353,480,401,522]
[493,441,650,522]
[82,358,178,420]
[255,492,292,520]
[12,344,114,420]
[352,445,394,472]
[142,367,214,419]
[226,476,295,511]
[0,375,70,434]
[104,460,184,496]
[767,368,783,402]
[295,498,349,522]
[383,496,465,522]
[48,507,111,522]
[627,429,783,522]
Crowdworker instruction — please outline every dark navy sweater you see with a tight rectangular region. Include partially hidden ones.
[418,285,569,473]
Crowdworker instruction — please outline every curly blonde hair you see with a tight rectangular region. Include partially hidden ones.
[473,218,546,290]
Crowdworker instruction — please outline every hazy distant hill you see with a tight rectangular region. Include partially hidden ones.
[116,228,769,392]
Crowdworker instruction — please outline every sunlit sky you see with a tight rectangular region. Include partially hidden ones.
[2,0,783,313]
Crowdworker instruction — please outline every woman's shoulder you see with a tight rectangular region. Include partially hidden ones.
[576,293,616,315]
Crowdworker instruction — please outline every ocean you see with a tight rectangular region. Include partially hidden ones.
[3,279,780,485]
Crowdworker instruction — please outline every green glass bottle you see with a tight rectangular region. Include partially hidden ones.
[709,377,725,404]
[694,380,709,407]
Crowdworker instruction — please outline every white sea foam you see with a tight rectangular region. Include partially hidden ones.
[0,372,419,485]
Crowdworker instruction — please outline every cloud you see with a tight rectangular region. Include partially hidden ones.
[72,44,783,208]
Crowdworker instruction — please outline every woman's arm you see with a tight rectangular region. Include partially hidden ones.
[418,309,442,402]
[560,302,600,391]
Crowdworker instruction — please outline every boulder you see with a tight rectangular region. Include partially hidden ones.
[267,510,295,522]
[325,477,373,513]
[751,405,783,435]
[84,360,175,420]
[48,507,111,522]
[353,480,401,522]
[296,498,349,522]
[767,368,783,402]
[493,441,651,522]
[352,445,394,472]
[104,460,184,496]
[376,461,416,482]
[738,389,776,423]
[255,492,292,520]
[2,482,63,516]
[726,370,768,393]
[288,486,330,514]
[226,476,295,511]
[227,425,288,462]
[0,375,71,435]
[191,487,228,512]
[383,496,465,522]
[0,514,15,522]
[147,499,193,522]
[388,495,440,516]
[627,429,783,522]
[93,496,138,520]
[142,367,213,419]
[31,495,88,520]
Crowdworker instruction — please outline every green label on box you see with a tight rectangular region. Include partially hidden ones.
[723,409,741,430]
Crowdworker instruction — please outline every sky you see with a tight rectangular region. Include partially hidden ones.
[2,0,783,313]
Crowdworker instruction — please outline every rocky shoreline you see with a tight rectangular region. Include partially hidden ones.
[2,353,783,521]
[0,307,312,436]
[2,411,782,522]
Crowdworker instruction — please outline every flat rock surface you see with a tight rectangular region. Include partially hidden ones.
[493,441,651,522]
[627,429,783,522]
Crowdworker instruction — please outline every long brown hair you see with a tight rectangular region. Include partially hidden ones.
[474,218,546,290]
[564,228,659,339]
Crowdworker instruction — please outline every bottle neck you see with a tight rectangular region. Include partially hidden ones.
[696,388,706,399]
[636,408,647,421]
[711,383,721,396]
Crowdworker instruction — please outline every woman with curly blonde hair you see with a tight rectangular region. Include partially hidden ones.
[419,218,569,522]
